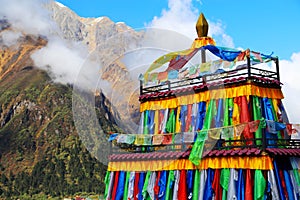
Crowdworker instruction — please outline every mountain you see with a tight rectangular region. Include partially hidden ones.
[0,1,142,198]
[48,2,143,132]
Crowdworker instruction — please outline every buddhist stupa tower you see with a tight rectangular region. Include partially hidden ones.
[105,13,300,200]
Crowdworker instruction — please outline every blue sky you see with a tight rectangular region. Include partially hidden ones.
[56,0,300,60]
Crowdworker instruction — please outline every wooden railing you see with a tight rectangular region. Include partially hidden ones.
[140,57,280,95]
[109,136,300,155]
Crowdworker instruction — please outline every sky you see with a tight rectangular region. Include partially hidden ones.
[56,0,300,60]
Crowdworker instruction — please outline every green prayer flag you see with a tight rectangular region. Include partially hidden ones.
[192,170,200,200]
[189,131,207,165]
[123,171,131,200]
[253,96,263,145]
[104,171,110,199]
[203,99,217,130]
[223,98,233,147]
[144,111,149,134]
[223,98,230,127]
[293,169,300,187]
[254,170,266,200]
[165,170,175,200]
[166,109,175,133]
[142,171,151,200]
[220,168,230,191]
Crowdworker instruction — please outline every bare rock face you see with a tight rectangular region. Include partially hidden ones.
[48,2,143,133]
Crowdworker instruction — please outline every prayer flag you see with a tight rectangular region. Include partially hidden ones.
[249,120,260,133]
[162,134,173,145]
[254,170,266,200]
[153,135,164,145]
[234,123,247,137]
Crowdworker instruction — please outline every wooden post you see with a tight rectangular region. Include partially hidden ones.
[262,129,266,151]
[167,80,171,91]
[247,55,251,79]
[275,57,280,82]
[140,80,143,95]
[201,49,206,63]
[201,49,207,85]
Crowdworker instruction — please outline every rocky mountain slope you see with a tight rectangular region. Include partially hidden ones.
[0,1,141,198]
[48,1,143,132]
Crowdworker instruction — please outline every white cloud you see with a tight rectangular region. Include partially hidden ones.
[31,37,85,84]
[209,20,234,47]
[0,0,100,89]
[147,0,198,40]
[279,52,300,123]
[147,0,234,47]
[0,0,56,36]
[1,30,22,46]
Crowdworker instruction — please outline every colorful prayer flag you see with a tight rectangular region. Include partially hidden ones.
[249,120,260,133]
[183,132,195,143]
[234,123,247,137]
[152,135,164,145]
[162,134,173,145]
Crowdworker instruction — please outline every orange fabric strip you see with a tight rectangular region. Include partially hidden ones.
[108,156,273,171]
[140,84,283,112]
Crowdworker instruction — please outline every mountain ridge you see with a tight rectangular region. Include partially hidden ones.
[0,1,139,198]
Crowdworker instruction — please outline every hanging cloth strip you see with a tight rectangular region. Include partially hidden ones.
[254,170,266,200]
[220,168,230,200]
[192,169,200,200]
[108,156,274,171]
[227,169,238,200]
[245,169,253,200]
[201,45,242,61]
[142,171,151,200]
[115,171,126,200]
[212,169,222,200]
[140,85,284,112]
[165,170,175,200]
[203,168,215,200]
[123,172,131,200]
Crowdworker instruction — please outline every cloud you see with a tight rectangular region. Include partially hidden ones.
[1,30,22,46]
[209,20,234,47]
[279,52,300,123]
[146,0,198,40]
[31,36,96,86]
[0,0,56,36]
[147,0,234,47]
[0,0,100,90]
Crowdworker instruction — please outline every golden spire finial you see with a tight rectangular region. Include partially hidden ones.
[196,13,208,38]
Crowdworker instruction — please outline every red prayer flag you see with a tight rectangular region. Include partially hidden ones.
[239,96,253,145]
[111,171,119,200]
[178,170,188,200]
[157,71,168,81]
[245,169,253,200]
[212,169,222,200]
[162,134,173,145]
[166,49,198,71]
[134,172,140,200]
[237,51,246,61]
[286,124,297,135]
[154,171,161,199]
[249,120,260,133]
[251,51,263,62]
[185,104,193,132]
